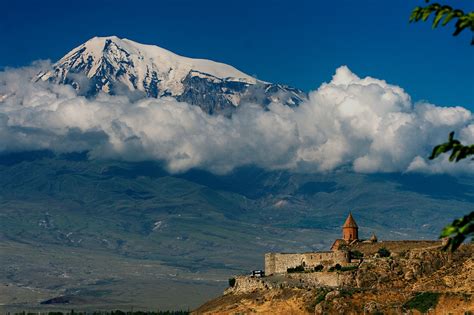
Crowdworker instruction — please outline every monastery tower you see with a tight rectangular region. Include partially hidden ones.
[342,212,359,242]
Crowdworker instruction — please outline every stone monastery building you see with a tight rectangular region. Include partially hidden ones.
[265,212,375,275]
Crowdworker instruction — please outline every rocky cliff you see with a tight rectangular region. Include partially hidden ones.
[194,244,474,314]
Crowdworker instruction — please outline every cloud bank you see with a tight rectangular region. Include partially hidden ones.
[0,63,472,174]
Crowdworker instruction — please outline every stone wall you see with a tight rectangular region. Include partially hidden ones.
[225,273,348,295]
[265,251,349,275]
[351,240,442,256]
[286,272,348,287]
[225,276,269,294]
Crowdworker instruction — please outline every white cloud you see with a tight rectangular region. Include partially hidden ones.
[0,63,472,174]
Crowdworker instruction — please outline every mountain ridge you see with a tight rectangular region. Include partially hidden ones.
[37,36,307,114]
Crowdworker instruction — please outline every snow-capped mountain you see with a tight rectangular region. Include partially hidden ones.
[38,36,306,114]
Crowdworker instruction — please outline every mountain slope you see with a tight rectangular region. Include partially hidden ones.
[38,36,307,114]
[0,152,473,309]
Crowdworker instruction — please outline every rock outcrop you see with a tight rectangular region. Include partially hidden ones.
[194,244,474,314]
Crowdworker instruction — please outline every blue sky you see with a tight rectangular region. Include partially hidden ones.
[2,0,473,108]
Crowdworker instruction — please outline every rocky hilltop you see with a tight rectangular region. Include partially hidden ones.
[194,243,474,314]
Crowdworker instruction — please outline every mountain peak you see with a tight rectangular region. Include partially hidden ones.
[55,35,257,85]
[38,36,306,114]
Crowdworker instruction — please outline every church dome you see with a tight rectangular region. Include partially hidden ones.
[343,212,358,228]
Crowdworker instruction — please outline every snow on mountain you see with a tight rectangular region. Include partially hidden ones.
[38,36,306,114]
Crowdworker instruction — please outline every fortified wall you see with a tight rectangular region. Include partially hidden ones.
[265,213,359,275]
[265,251,349,275]
[350,240,442,255]
[263,212,443,275]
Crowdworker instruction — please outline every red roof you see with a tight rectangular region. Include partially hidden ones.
[343,212,358,228]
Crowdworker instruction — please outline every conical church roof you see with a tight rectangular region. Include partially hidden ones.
[343,212,358,228]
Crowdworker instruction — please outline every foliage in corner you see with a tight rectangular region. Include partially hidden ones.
[429,132,474,162]
[410,0,474,45]
[410,1,473,251]
[440,211,474,251]
[428,132,474,251]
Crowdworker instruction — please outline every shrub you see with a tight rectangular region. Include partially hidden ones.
[377,247,391,257]
[403,292,440,313]
[314,290,327,305]
[287,265,305,273]
[314,264,324,272]
[306,289,329,312]
[328,264,342,272]
[228,277,236,287]
[350,250,364,259]
[340,265,358,272]
[340,288,358,297]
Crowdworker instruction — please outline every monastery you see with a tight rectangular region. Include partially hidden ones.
[265,212,377,275]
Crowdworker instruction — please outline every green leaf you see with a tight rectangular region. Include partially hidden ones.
[422,9,433,21]
[433,8,450,28]
[440,225,457,237]
[449,148,460,162]
[440,212,474,251]
[453,16,474,36]
[429,132,469,162]
[442,10,457,26]
[410,7,422,22]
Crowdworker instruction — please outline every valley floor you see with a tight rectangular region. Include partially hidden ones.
[0,241,225,312]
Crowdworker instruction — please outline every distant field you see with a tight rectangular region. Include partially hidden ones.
[0,241,224,311]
